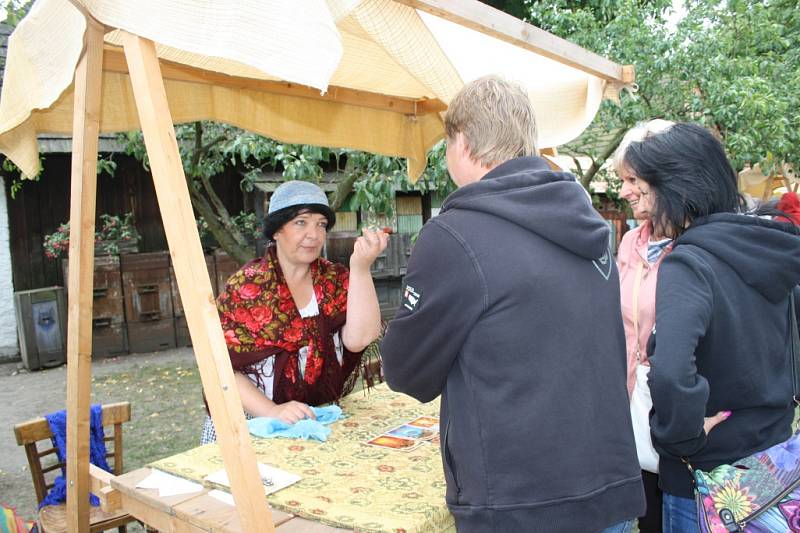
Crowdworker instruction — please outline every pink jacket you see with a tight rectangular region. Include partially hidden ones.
[616,222,671,396]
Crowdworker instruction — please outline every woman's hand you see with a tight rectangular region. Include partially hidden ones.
[268,401,316,424]
[350,228,390,272]
[703,410,731,435]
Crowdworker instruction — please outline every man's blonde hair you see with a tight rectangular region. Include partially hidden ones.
[444,75,538,167]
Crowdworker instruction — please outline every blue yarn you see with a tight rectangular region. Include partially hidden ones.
[39,404,111,509]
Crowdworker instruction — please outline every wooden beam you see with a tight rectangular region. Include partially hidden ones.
[119,31,274,533]
[101,47,446,116]
[65,17,104,533]
[89,465,121,513]
[397,0,634,84]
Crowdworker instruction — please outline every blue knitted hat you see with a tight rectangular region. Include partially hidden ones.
[263,181,335,240]
[268,180,329,214]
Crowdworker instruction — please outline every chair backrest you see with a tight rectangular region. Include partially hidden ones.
[12,402,131,506]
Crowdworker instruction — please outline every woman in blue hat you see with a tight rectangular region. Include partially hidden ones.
[201,180,388,443]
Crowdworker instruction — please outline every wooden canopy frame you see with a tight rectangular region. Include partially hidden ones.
[60,2,634,532]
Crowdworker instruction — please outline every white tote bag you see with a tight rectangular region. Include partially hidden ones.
[630,363,659,473]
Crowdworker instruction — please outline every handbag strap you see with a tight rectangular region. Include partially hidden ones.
[632,260,645,363]
[790,291,799,404]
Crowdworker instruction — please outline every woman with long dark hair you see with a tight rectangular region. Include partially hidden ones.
[619,122,800,530]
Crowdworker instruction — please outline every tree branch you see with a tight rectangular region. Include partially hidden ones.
[189,187,254,265]
[580,127,627,189]
[329,157,361,211]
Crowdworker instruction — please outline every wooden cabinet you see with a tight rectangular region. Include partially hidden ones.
[63,256,128,358]
[121,252,175,353]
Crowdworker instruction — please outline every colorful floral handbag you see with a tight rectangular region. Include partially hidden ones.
[691,293,800,532]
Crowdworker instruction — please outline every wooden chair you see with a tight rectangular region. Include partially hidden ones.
[13,402,136,533]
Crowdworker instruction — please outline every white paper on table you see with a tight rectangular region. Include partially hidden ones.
[204,462,301,496]
[136,469,204,497]
[208,489,235,506]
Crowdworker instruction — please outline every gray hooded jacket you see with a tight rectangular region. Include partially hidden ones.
[381,156,644,532]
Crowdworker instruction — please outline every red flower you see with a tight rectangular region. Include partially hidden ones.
[288,445,305,452]
[314,284,324,302]
[279,299,294,313]
[238,283,262,300]
[286,500,300,507]
[250,305,273,324]
[290,316,304,329]
[233,308,251,323]
[377,465,395,473]
[323,280,335,295]
[277,284,292,300]
[245,319,261,334]
[284,328,303,343]
[230,291,242,304]
[304,354,322,384]
[254,337,267,348]
[224,330,240,346]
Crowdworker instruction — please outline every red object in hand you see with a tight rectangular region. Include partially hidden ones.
[382,227,394,234]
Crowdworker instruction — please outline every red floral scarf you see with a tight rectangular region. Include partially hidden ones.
[217,245,362,405]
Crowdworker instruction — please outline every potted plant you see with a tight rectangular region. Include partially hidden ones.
[43,212,141,260]
[95,213,140,256]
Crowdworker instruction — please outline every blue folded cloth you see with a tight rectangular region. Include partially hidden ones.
[247,405,343,442]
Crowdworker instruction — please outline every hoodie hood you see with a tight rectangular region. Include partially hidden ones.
[441,157,609,260]
[676,213,800,302]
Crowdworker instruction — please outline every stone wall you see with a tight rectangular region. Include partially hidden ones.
[0,177,19,360]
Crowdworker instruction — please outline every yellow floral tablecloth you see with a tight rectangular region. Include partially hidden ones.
[151,384,455,533]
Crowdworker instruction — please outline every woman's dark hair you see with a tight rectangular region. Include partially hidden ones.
[623,122,745,238]
[263,204,336,241]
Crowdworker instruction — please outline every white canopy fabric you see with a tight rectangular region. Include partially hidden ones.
[0,0,628,180]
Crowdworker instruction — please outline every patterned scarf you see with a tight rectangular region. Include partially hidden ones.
[217,245,361,405]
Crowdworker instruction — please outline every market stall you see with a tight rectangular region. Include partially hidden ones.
[0,1,633,531]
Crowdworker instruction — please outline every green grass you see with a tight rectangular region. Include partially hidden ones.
[91,363,207,470]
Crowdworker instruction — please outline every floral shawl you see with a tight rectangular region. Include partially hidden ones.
[217,245,362,405]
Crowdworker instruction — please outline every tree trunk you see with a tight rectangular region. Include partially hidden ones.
[190,188,254,265]
[579,128,628,190]
[329,158,360,211]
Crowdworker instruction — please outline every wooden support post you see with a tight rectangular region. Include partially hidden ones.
[65,17,104,533]
[119,31,274,533]
[397,0,632,83]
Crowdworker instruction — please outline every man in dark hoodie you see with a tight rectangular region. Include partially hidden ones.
[380,75,645,532]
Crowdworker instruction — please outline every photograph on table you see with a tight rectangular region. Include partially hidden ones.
[365,434,422,452]
[387,424,438,441]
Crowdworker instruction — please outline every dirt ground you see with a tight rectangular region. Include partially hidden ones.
[0,347,201,523]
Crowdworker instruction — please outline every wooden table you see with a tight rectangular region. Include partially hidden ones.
[111,468,352,532]
[116,384,454,532]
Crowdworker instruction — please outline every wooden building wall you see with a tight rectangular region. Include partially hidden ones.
[5,153,245,291]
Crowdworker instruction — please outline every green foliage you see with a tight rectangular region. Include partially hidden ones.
[96,155,117,177]
[527,0,799,190]
[1,0,32,28]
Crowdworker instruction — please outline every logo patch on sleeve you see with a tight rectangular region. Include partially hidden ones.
[402,284,422,312]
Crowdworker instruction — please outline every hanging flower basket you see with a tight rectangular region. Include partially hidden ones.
[44,212,141,260]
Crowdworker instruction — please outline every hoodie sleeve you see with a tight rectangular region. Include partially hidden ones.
[380,220,485,403]
[649,247,714,458]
